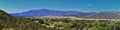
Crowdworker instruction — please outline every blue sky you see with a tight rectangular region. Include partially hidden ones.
[0,0,120,13]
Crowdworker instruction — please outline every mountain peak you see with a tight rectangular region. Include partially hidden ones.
[27,9,55,12]
[39,9,50,10]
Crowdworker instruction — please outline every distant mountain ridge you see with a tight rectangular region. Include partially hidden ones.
[11,9,86,16]
[87,11,120,19]
[11,9,120,19]
[70,11,120,19]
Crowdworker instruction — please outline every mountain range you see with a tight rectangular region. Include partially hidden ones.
[69,11,120,19]
[11,9,120,19]
[11,9,85,16]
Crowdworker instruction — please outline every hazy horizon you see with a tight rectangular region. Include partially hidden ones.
[0,0,120,13]
[4,9,120,14]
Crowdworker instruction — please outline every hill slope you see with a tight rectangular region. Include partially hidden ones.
[0,9,13,20]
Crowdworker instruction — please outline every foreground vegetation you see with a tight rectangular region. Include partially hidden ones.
[0,17,120,30]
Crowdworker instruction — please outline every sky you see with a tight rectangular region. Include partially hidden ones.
[0,0,120,13]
